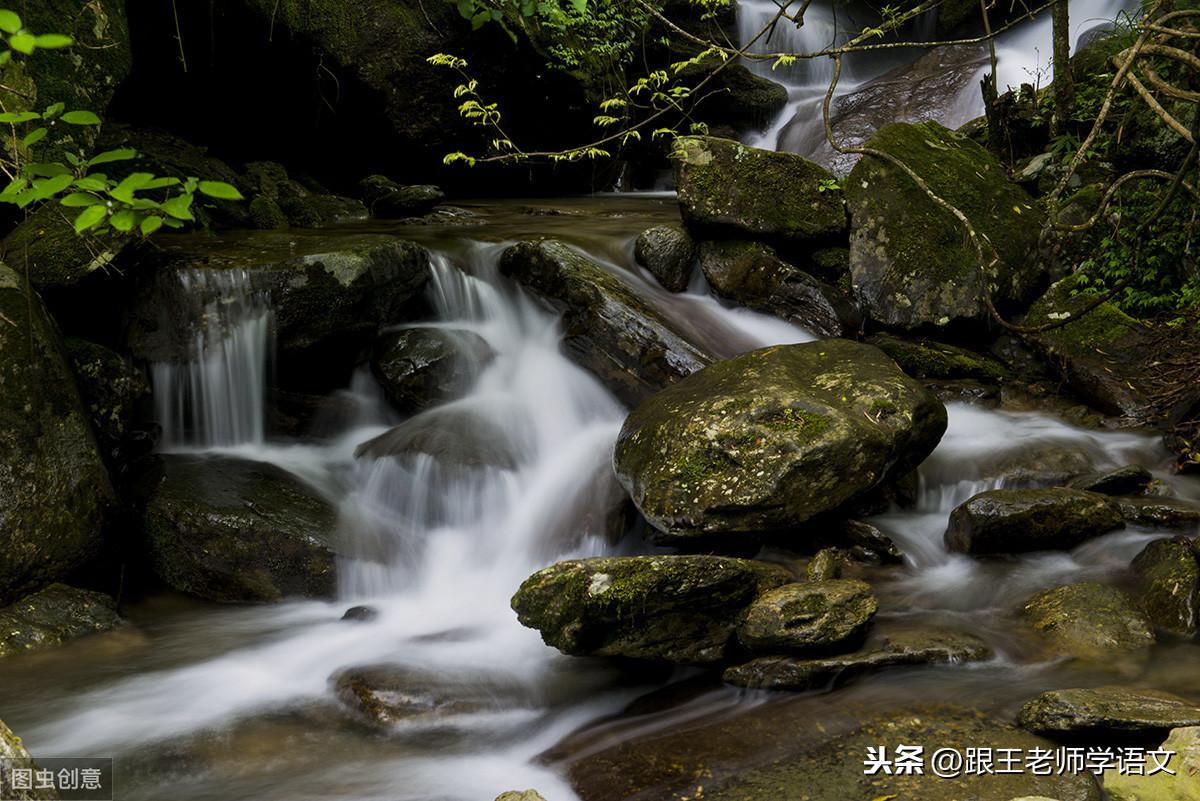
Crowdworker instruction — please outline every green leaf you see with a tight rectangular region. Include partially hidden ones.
[109,172,155,203]
[140,216,163,236]
[0,10,21,34]
[161,193,195,221]
[60,110,102,125]
[110,209,136,232]
[87,148,136,166]
[140,177,180,191]
[74,175,108,191]
[0,50,10,66]
[197,180,243,200]
[33,33,72,49]
[73,205,107,233]
[30,173,74,201]
[60,192,102,207]
[162,217,185,229]
[8,32,35,54]
[21,127,45,147]
[43,102,64,119]
[24,162,70,177]
[0,111,40,123]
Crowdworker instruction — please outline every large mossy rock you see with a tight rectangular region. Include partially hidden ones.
[613,340,947,542]
[0,263,113,605]
[697,240,860,337]
[736,580,877,654]
[1132,537,1200,636]
[1119,496,1200,530]
[1103,726,1200,801]
[0,204,129,295]
[944,488,1124,554]
[1022,582,1154,665]
[1018,687,1200,741]
[499,239,712,405]
[370,328,493,412]
[0,583,128,658]
[671,136,846,245]
[144,455,339,602]
[510,555,792,665]
[867,332,1008,382]
[845,121,1045,330]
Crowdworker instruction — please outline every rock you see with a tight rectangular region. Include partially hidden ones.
[1119,497,1200,530]
[144,455,339,602]
[0,203,129,294]
[614,340,946,542]
[805,548,846,579]
[341,605,378,623]
[1018,687,1200,741]
[1167,420,1200,474]
[0,583,128,657]
[697,240,860,337]
[359,176,444,217]
[867,333,1008,382]
[1103,725,1200,800]
[499,240,712,405]
[722,623,991,690]
[332,664,497,727]
[63,338,150,450]
[671,136,846,245]
[1132,538,1200,636]
[370,328,494,412]
[510,555,791,665]
[1022,582,1154,664]
[280,194,369,228]
[1021,275,1161,418]
[835,519,906,564]
[0,717,53,800]
[0,263,114,605]
[845,121,1045,330]
[737,580,877,654]
[945,488,1125,554]
[681,63,788,131]
[634,225,696,292]
[248,196,288,230]
[495,792,547,801]
[355,408,522,470]
[1067,464,1154,496]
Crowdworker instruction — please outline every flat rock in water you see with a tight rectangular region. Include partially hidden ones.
[736,580,877,654]
[1133,537,1200,636]
[1022,582,1154,665]
[1119,496,1200,530]
[1018,687,1200,740]
[0,584,128,658]
[945,488,1124,554]
[331,664,505,728]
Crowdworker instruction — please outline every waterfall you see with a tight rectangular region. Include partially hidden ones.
[152,269,273,449]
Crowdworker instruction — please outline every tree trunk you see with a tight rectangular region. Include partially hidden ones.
[1052,0,1074,134]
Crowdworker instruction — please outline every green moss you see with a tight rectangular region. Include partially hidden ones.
[759,407,830,436]
[1027,273,1139,353]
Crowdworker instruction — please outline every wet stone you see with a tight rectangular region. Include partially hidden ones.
[1018,687,1200,741]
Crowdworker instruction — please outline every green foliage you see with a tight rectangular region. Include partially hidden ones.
[0,9,241,238]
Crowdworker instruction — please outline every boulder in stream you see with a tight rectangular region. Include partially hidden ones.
[0,717,53,800]
[1118,496,1200,530]
[613,340,947,542]
[944,488,1124,554]
[144,455,339,602]
[736,579,877,654]
[499,239,712,405]
[1103,725,1200,800]
[867,333,1008,383]
[358,176,444,218]
[845,121,1045,331]
[0,583,129,658]
[510,555,792,665]
[1018,687,1200,741]
[1022,582,1154,666]
[1132,537,1200,636]
[634,225,696,293]
[370,328,494,412]
[1067,464,1154,496]
[332,663,503,728]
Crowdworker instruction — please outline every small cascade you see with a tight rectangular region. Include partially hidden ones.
[152,269,273,449]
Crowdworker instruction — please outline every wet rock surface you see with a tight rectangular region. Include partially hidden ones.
[370,328,494,412]
[634,225,696,292]
[737,580,876,654]
[0,584,128,658]
[1132,537,1200,636]
[945,488,1125,554]
[1022,582,1155,664]
[1018,687,1200,741]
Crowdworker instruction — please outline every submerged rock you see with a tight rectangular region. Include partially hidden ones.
[1119,496,1200,530]
[1022,582,1154,664]
[1067,464,1154,495]
[0,584,128,658]
[634,225,696,293]
[697,240,860,337]
[613,340,947,542]
[144,455,339,602]
[510,555,791,664]
[736,580,876,654]
[332,663,499,727]
[1018,687,1200,741]
[499,239,712,405]
[0,263,114,605]
[370,328,494,412]
[358,176,444,218]
[722,623,991,690]
[1132,537,1200,636]
[671,136,846,245]
[944,488,1124,554]
[845,121,1044,331]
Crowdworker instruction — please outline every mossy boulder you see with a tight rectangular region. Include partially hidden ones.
[1103,726,1200,801]
[680,63,788,131]
[867,333,1009,383]
[1022,582,1154,665]
[944,488,1124,554]
[249,197,289,230]
[0,717,53,800]
[613,340,947,542]
[634,225,696,292]
[1018,687,1200,741]
[845,121,1045,330]
[63,338,150,451]
[499,239,712,405]
[358,175,444,218]
[0,583,128,657]
[144,455,339,602]
[697,240,861,337]
[510,555,792,665]
[0,263,113,605]
[736,579,877,654]
[671,136,847,245]
[370,328,493,412]
[1133,537,1200,636]
[0,204,128,293]
[1119,496,1200,530]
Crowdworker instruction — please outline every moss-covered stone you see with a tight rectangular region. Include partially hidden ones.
[697,240,861,337]
[736,579,876,654]
[1103,726,1200,801]
[248,197,289,230]
[1022,582,1154,665]
[634,225,696,293]
[845,121,1045,330]
[614,340,947,542]
[868,333,1009,383]
[945,488,1124,554]
[672,136,847,244]
[144,455,339,603]
[63,338,149,449]
[0,263,113,605]
[510,555,791,664]
[1119,497,1200,530]
[0,583,127,657]
[370,328,493,412]
[0,204,126,292]
[499,239,712,405]
[1132,537,1200,637]
[1018,687,1200,741]
[358,176,444,218]
[0,717,53,800]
